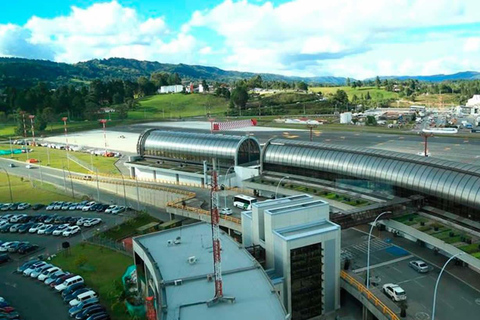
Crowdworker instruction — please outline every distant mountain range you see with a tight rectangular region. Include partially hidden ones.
[0,57,479,88]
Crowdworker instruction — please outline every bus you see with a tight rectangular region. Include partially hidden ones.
[233,195,257,210]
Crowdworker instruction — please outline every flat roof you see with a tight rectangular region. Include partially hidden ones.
[274,220,339,241]
[266,200,328,215]
[134,223,286,320]
[252,194,312,209]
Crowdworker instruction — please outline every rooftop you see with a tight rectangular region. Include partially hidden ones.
[134,223,287,320]
[274,220,340,241]
[266,200,328,216]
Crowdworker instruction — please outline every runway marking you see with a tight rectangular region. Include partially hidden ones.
[444,147,451,151]
[397,275,426,285]
[414,280,426,288]
[392,266,403,274]
[398,136,404,139]
[442,300,455,309]
[461,296,473,305]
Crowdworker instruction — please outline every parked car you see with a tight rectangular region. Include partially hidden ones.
[82,202,96,212]
[55,275,84,292]
[96,204,109,212]
[8,241,29,253]
[0,223,13,232]
[52,224,70,236]
[104,205,117,214]
[61,202,72,210]
[68,298,100,317]
[16,259,40,273]
[382,283,407,301]
[0,254,10,264]
[30,264,53,278]
[76,201,89,210]
[0,204,15,211]
[69,290,98,306]
[38,267,61,281]
[44,215,58,224]
[69,203,78,210]
[51,274,76,288]
[409,260,429,273]
[10,214,27,223]
[76,305,105,320]
[54,202,64,210]
[37,224,52,235]
[83,218,102,227]
[44,225,58,235]
[45,271,68,285]
[77,218,89,226]
[16,203,30,210]
[111,206,126,215]
[18,222,34,233]
[23,261,47,276]
[32,203,45,211]
[63,226,81,237]
[29,223,44,233]
[62,282,86,299]
[8,224,22,233]
[46,202,57,210]
[64,287,92,303]
[18,244,39,254]
[67,217,81,226]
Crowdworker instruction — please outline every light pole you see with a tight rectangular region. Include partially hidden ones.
[95,168,100,202]
[366,211,391,289]
[99,119,108,155]
[275,176,290,199]
[62,117,70,169]
[29,115,36,147]
[432,252,465,320]
[307,123,318,141]
[120,173,127,207]
[0,167,13,202]
[223,166,234,208]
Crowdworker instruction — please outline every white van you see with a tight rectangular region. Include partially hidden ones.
[55,275,84,292]
[69,290,98,306]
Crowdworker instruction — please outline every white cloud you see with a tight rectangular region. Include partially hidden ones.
[464,37,480,53]
[188,0,480,78]
[0,1,199,64]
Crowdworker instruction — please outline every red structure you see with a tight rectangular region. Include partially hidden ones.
[210,165,223,298]
[29,115,36,146]
[21,112,27,141]
[145,296,156,320]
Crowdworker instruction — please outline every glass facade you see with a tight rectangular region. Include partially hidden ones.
[263,139,480,212]
[137,129,261,166]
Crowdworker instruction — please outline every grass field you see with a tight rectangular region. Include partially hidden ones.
[102,213,161,241]
[0,145,119,175]
[0,172,75,203]
[52,243,133,320]
[310,86,399,101]
[136,93,229,118]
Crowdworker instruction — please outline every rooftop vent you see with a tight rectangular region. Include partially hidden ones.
[174,236,181,245]
[188,256,197,265]
[206,274,213,282]
[174,279,183,286]
[167,240,173,246]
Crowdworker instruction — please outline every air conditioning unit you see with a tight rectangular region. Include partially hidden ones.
[174,236,181,245]
[167,240,173,246]
[188,256,197,264]
[174,279,182,286]
[206,274,213,282]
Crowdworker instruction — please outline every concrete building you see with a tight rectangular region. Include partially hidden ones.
[467,95,480,114]
[128,129,261,186]
[132,223,288,320]
[242,195,341,320]
[159,85,183,94]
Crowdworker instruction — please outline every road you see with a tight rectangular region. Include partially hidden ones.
[341,228,480,320]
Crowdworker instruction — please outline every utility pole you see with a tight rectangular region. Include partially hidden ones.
[420,131,433,157]
[62,117,70,169]
[99,119,108,155]
[29,115,36,147]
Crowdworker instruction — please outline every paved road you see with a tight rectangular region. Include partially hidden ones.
[341,228,480,320]
[0,209,130,320]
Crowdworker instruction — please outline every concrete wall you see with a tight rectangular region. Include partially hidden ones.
[380,220,480,272]
[241,212,253,247]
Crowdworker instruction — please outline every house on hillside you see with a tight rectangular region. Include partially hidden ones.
[159,85,183,94]
[467,95,480,114]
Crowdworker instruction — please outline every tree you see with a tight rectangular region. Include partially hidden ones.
[365,116,377,126]
[346,77,351,87]
[41,107,56,131]
[112,92,124,105]
[296,81,308,91]
[365,91,371,100]
[201,79,209,93]
[333,89,349,106]
[375,76,381,89]
[117,104,128,120]
[230,86,249,113]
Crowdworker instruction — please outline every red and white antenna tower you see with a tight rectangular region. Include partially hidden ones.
[207,158,235,306]
[29,115,36,146]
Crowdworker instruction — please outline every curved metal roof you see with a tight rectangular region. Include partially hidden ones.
[263,139,480,209]
[137,129,261,166]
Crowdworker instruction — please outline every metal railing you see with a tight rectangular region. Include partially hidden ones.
[166,201,242,225]
[340,270,400,320]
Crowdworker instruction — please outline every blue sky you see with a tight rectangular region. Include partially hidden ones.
[1,0,480,79]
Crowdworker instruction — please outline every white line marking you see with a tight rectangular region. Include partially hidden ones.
[461,296,473,305]
[353,255,413,273]
[397,275,426,285]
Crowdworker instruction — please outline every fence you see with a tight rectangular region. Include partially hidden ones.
[86,235,132,256]
[211,119,257,131]
[340,271,399,320]
[67,153,96,172]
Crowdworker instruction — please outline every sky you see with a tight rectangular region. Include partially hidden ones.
[1,0,480,79]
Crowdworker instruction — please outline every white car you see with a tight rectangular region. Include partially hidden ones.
[0,241,19,252]
[68,204,78,210]
[382,283,407,301]
[0,204,14,211]
[83,218,102,227]
[111,206,126,215]
[46,202,57,210]
[220,207,233,215]
[23,262,48,276]
[0,220,8,227]
[76,218,89,226]
[10,214,27,223]
[25,164,34,169]
[29,223,44,233]
[54,202,64,210]
[17,203,31,210]
[82,202,96,212]
[52,224,70,236]
[63,226,80,237]
[104,205,117,214]
[38,267,61,281]
[61,202,72,210]
[30,264,53,278]
[76,201,88,210]
[37,224,52,235]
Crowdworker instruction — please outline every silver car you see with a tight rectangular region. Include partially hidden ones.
[409,260,429,273]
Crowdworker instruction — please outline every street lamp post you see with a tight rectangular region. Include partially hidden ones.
[307,123,318,141]
[223,166,234,208]
[432,252,465,320]
[99,119,108,155]
[29,115,36,147]
[120,173,127,207]
[366,211,391,289]
[275,176,290,199]
[0,167,13,202]
[62,117,70,169]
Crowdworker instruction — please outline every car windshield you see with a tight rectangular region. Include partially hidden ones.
[419,263,427,267]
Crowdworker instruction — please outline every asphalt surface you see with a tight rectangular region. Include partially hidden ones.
[341,228,480,320]
[0,209,130,320]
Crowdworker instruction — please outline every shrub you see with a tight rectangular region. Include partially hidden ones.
[449,231,455,237]
[420,221,425,226]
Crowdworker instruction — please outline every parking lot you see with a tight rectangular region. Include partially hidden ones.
[342,228,480,320]
[0,206,132,320]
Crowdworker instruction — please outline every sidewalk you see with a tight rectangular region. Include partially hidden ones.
[355,225,480,292]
